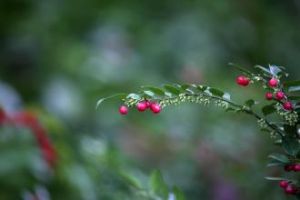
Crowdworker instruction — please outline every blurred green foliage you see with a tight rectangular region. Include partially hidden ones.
[1,0,300,199]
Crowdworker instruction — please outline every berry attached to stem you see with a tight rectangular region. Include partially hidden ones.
[136,101,148,112]
[283,101,293,111]
[265,92,273,100]
[285,184,298,195]
[275,91,285,100]
[293,164,300,172]
[268,78,278,88]
[279,180,289,188]
[119,105,128,115]
[150,102,161,114]
[236,75,250,86]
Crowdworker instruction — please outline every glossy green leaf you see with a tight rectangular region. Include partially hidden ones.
[208,87,224,97]
[96,93,127,109]
[149,170,169,198]
[126,93,142,100]
[268,153,289,164]
[254,65,272,75]
[163,84,181,95]
[142,86,165,96]
[265,177,287,181]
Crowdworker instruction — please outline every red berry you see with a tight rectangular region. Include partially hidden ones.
[294,164,300,172]
[150,102,161,114]
[268,78,278,87]
[279,180,289,188]
[119,105,128,115]
[285,184,297,195]
[145,100,151,108]
[265,92,273,100]
[283,101,293,111]
[136,101,148,112]
[236,76,250,86]
[275,91,285,100]
[285,164,294,172]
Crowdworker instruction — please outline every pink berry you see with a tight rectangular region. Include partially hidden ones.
[150,102,161,114]
[285,184,297,195]
[283,101,293,111]
[268,78,278,87]
[145,100,151,108]
[279,180,289,188]
[275,91,285,100]
[136,101,148,112]
[119,105,128,115]
[294,164,300,172]
[236,76,250,86]
[265,92,273,100]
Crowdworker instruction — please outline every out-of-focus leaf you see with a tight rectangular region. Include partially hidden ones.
[149,170,168,198]
[229,63,252,76]
[244,99,257,108]
[173,186,186,200]
[254,65,272,75]
[265,177,287,181]
[120,171,142,189]
[284,80,300,92]
[262,104,276,116]
[268,153,289,164]
[96,93,127,109]
[282,137,300,156]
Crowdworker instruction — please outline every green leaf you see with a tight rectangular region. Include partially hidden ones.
[126,93,142,100]
[267,160,285,167]
[265,177,287,181]
[284,80,300,92]
[262,104,276,116]
[254,65,272,76]
[120,171,142,189]
[268,153,289,164]
[229,63,252,76]
[163,84,181,95]
[149,170,169,198]
[196,85,208,92]
[96,93,127,109]
[244,99,257,108]
[208,87,224,97]
[142,86,166,96]
[289,96,300,100]
[173,186,186,200]
[282,137,300,156]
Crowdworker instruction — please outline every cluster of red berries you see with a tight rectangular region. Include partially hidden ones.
[276,164,300,195]
[0,109,57,168]
[279,180,298,195]
[119,100,162,115]
[236,76,293,111]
